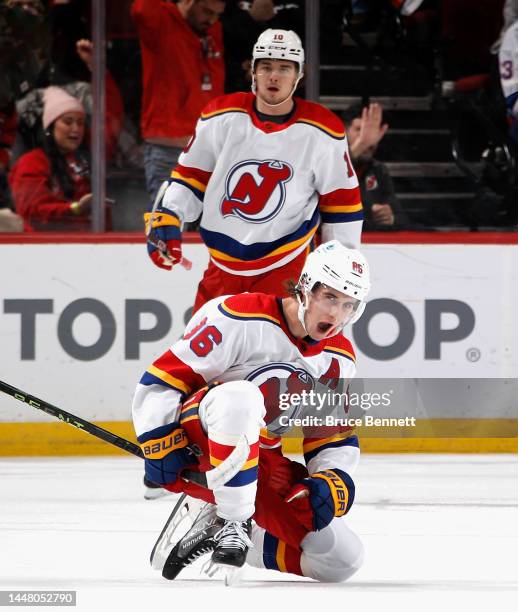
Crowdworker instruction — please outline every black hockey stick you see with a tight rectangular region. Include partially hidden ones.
[0,379,248,489]
[0,379,143,457]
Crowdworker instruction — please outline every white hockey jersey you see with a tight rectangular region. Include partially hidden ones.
[161,92,363,276]
[500,21,518,117]
[132,292,360,474]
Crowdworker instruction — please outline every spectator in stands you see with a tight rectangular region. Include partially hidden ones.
[0,104,16,172]
[0,35,24,233]
[131,0,226,200]
[47,0,91,85]
[441,0,504,81]
[492,0,518,53]
[1,103,17,215]
[0,0,50,101]
[9,86,97,231]
[73,38,124,161]
[344,103,409,230]
[497,3,518,145]
[14,39,124,164]
[222,0,304,93]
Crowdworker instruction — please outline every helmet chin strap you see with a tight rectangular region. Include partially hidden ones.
[296,291,310,335]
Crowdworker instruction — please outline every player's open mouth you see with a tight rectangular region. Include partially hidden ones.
[268,87,279,92]
[317,322,333,334]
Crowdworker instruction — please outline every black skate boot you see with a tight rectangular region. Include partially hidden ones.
[160,502,222,580]
[211,518,253,568]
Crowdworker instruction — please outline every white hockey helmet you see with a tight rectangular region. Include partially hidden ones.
[252,29,305,77]
[297,241,371,335]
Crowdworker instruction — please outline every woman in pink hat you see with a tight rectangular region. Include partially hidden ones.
[9,86,94,231]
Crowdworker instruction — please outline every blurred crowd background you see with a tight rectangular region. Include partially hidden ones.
[1,0,517,233]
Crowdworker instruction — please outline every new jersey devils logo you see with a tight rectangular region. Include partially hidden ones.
[247,363,314,435]
[366,174,378,190]
[221,159,293,223]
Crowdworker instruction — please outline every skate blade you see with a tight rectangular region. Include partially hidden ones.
[150,497,211,571]
[150,495,192,570]
[224,566,244,587]
[201,559,245,587]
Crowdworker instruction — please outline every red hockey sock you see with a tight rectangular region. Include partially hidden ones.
[262,531,303,576]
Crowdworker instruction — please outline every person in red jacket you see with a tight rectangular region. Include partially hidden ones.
[9,86,93,231]
[131,0,226,200]
[0,104,23,231]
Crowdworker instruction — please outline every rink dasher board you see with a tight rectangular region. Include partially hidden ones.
[0,240,517,453]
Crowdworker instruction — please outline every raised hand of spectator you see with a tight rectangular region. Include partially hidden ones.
[76,39,93,71]
[349,103,389,160]
[249,0,276,22]
[371,203,395,225]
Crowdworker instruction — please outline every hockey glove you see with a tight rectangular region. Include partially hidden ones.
[138,422,197,486]
[286,468,355,531]
[144,207,182,270]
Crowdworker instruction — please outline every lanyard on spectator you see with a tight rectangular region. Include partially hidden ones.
[201,36,213,91]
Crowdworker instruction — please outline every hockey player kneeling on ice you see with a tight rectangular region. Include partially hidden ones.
[132,241,371,582]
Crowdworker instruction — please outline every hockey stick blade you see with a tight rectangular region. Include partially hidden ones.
[0,379,248,489]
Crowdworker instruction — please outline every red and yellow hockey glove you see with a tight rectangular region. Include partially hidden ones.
[286,468,355,531]
[144,207,182,270]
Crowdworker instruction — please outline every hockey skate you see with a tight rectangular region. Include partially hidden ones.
[151,495,221,580]
[150,494,253,582]
[201,518,253,586]
[212,518,253,568]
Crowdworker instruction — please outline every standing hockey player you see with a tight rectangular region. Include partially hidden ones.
[133,241,370,582]
[144,29,363,313]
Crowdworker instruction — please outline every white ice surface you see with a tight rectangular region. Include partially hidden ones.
[1,455,517,612]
